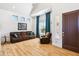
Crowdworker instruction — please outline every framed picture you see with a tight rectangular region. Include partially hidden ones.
[18,17,25,22]
[18,23,27,30]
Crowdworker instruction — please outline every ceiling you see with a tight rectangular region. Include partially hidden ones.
[0,3,33,16]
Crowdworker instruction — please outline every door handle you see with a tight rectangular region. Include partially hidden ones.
[62,32,64,34]
[62,32,64,36]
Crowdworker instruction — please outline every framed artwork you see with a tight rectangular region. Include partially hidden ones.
[18,23,27,30]
[19,17,25,22]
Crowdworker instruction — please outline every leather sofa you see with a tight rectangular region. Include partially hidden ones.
[10,31,35,43]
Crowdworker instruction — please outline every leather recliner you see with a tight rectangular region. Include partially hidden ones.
[40,32,52,44]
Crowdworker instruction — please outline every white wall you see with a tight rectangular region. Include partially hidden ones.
[0,9,32,43]
[31,3,79,48]
[31,17,36,35]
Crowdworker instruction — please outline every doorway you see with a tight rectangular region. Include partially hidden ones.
[62,10,79,52]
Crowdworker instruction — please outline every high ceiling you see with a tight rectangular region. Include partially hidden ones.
[0,3,33,16]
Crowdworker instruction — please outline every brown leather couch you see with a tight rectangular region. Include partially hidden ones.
[10,31,35,43]
[40,32,52,44]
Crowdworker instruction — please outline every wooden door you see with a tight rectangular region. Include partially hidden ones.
[62,10,79,52]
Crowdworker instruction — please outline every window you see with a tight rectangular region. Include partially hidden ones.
[11,15,18,22]
[39,14,46,36]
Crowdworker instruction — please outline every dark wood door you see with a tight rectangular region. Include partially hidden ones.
[62,10,79,52]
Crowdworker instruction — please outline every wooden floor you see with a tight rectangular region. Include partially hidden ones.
[1,38,79,56]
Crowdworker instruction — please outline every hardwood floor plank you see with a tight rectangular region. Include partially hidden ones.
[1,38,79,56]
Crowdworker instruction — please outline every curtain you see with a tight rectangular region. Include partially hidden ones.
[36,16,39,37]
[46,12,50,32]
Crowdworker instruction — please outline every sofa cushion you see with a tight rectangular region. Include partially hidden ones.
[14,34,18,38]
